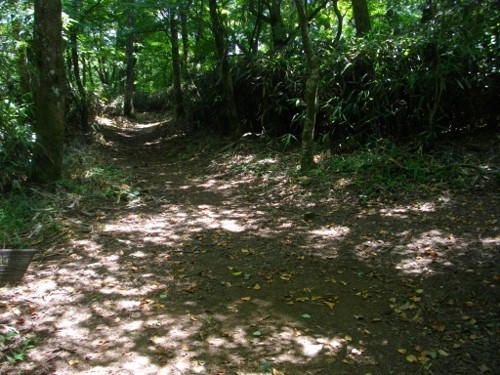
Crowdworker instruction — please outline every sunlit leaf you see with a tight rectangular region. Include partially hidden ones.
[301,313,311,319]
[324,301,335,309]
[406,354,417,363]
[397,348,407,354]
[437,349,449,357]
[253,330,262,336]
[240,296,251,301]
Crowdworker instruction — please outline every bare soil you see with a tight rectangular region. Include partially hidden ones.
[1,113,498,375]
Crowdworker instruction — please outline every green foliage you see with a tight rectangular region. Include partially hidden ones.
[0,143,138,248]
[0,99,34,192]
[320,0,499,146]
[0,325,36,365]
[323,141,497,196]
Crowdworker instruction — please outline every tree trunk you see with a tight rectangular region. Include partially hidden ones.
[208,0,239,134]
[351,0,371,37]
[180,4,189,77]
[421,0,435,23]
[268,0,287,50]
[32,0,65,183]
[123,0,135,117]
[294,0,320,172]
[170,8,185,117]
[69,26,90,132]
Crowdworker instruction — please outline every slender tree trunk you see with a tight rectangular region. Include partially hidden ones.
[123,0,135,117]
[69,26,90,132]
[421,0,435,23]
[13,20,32,100]
[180,4,189,77]
[208,0,239,134]
[32,0,65,183]
[332,0,343,45]
[351,0,371,37]
[294,0,320,172]
[170,8,185,117]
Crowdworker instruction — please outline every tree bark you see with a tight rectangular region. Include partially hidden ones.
[69,25,90,132]
[268,0,287,50]
[208,0,239,134]
[123,0,135,117]
[294,0,320,172]
[180,4,189,77]
[170,8,185,117]
[32,0,65,183]
[351,0,371,37]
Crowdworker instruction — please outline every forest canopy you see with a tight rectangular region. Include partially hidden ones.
[0,0,498,187]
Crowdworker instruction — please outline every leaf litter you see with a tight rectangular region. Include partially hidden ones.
[0,113,498,374]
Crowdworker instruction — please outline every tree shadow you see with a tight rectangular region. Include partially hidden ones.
[1,117,497,374]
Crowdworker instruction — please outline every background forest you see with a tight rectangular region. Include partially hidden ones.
[1,0,498,189]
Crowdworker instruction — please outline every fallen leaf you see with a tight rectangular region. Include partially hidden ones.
[437,349,449,357]
[406,354,417,363]
[253,284,261,290]
[301,313,312,319]
[280,273,292,281]
[397,348,407,354]
[240,296,251,301]
[433,323,446,332]
[324,301,335,309]
[478,364,491,373]
[253,330,262,336]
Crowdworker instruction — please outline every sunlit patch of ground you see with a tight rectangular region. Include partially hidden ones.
[1,113,498,374]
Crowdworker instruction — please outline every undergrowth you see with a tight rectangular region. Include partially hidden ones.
[0,325,37,365]
[0,143,138,248]
[322,142,498,197]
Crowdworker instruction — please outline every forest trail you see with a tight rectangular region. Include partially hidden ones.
[1,113,498,375]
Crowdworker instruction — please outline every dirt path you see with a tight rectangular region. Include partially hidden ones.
[1,114,498,374]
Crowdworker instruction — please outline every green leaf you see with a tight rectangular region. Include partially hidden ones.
[301,313,312,319]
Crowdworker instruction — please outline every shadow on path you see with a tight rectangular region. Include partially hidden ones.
[1,113,498,374]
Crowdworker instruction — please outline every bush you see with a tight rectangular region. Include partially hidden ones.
[0,99,34,192]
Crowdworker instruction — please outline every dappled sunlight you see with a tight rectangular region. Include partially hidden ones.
[1,116,497,375]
